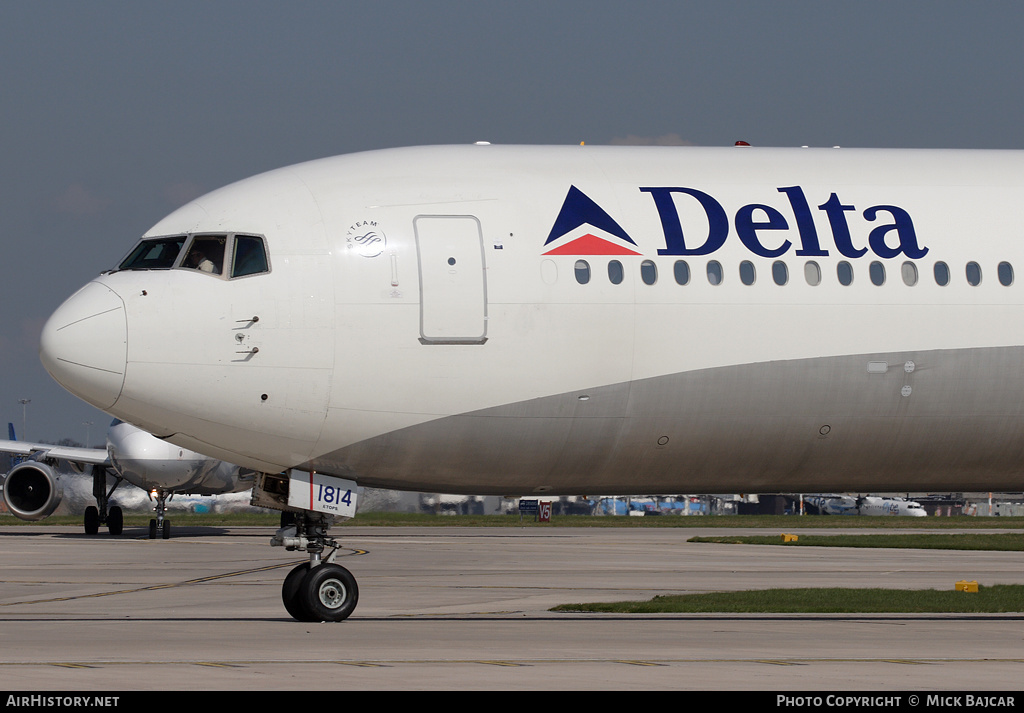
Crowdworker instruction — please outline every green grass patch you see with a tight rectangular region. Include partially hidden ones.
[2,512,1023,529]
[551,584,1024,614]
[331,513,1024,529]
[689,533,1024,550]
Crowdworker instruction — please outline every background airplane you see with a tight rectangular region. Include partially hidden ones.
[804,494,928,517]
[856,496,928,517]
[0,419,256,538]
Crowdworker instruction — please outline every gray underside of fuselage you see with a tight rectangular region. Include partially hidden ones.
[307,346,1024,495]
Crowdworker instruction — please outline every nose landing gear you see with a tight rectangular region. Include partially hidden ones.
[255,470,360,621]
[147,489,171,539]
[272,511,359,622]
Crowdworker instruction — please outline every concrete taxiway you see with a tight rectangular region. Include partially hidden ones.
[0,523,1022,690]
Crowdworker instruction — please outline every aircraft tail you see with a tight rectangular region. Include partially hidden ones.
[8,423,15,440]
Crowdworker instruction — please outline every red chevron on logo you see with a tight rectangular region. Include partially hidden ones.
[542,233,642,256]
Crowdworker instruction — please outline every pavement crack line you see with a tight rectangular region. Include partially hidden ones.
[0,560,300,608]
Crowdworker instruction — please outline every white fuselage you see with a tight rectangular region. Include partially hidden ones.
[39,144,1024,495]
[856,496,928,517]
[806,495,928,517]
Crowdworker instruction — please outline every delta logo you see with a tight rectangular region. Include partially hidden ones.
[542,185,928,260]
[541,186,641,256]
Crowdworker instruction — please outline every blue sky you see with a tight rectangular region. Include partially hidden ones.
[3,0,1024,443]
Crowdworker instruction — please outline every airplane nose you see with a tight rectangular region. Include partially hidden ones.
[39,281,127,410]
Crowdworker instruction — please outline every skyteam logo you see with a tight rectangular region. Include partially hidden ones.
[346,220,386,258]
[542,186,641,256]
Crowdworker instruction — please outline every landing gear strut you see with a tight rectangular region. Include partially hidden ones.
[148,489,171,539]
[84,464,123,535]
[272,511,358,622]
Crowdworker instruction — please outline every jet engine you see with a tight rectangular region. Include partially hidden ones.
[2,461,63,521]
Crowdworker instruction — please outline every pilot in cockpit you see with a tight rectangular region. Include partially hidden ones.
[187,248,216,272]
[183,236,225,275]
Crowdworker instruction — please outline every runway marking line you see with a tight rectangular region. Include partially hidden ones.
[0,561,302,608]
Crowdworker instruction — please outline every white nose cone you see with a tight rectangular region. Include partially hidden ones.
[40,281,127,410]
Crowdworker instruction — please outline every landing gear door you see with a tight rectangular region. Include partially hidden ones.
[414,215,488,344]
[286,471,359,519]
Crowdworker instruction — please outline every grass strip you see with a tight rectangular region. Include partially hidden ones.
[550,584,1024,614]
[2,512,1024,529]
[688,533,1024,550]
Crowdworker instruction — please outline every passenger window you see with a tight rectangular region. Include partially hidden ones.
[739,260,755,286]
[673,260,690,285]
[640,260,657,285]
[772,261,788,286]
[901,262,918,286]
[837,261,853,286]
[998,261,1014,286]
[607,260,624,285]
[966,261,982,286]
[934,261,950,286]
[804,261,821,286]
[707,260,723,285]
[184,235,226,275]
[574,260,591,285]
[232,235,270,278]
[118,236,186,270]
[869,261,885,286]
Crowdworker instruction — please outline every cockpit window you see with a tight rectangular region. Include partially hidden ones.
[183,235,226,275]
[117,236,186,270]
[231,235,269,277]
[115,232,269,279]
